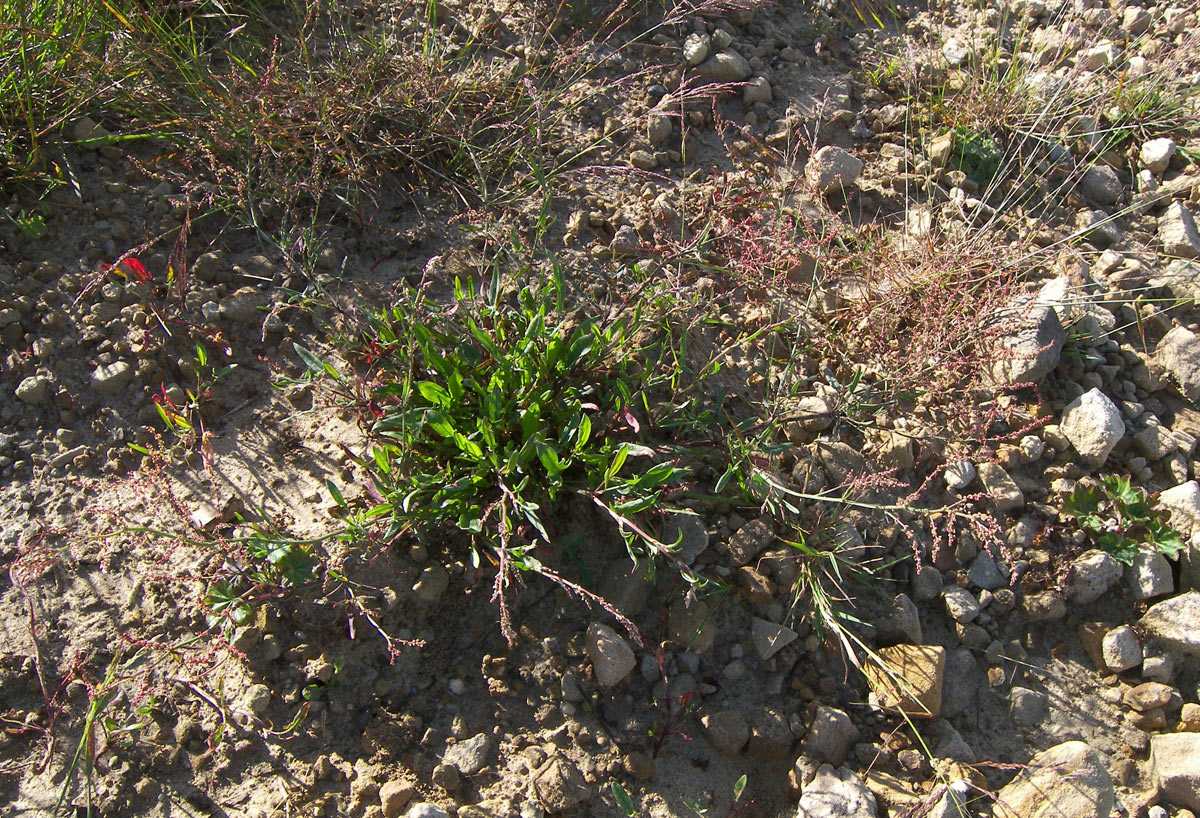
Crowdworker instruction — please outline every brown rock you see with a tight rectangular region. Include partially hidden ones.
[1124,682,1175,712]
[531,755,592,812]
[862,644,946,718]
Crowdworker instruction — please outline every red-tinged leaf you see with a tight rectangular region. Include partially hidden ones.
[622,408,640,434]
[123,257,151,283]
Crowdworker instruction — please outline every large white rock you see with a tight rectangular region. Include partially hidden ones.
[1141,137,1176,174]
[1151,733,1200,810]
[1060,388,1124,464]
[1140,592,1200,656]
[989,299,1066,386]
[993,741,1114,818]
[1066,549,1123,604]
[1160,201,1200,259]
[1157,326,1200,401]
[805,146,863,194]
[796,765,878,817]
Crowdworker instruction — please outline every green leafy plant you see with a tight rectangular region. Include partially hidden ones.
[1062,475,1185,565]
[3,206,47,238]
[201,520,319,635]
[328,264,688,641]
[949,127,1003,187]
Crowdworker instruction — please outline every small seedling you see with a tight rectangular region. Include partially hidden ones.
[611,782,637,817]
[4,207,47,239]
[131,343,236,463]
[1061,474,1185,565]
[950,127,1003,186]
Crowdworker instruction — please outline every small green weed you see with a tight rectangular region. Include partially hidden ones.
[1062,474,1185,565]
[3,206,48,239]
[131,343,236,463]
[200,520,319,634]
[318,262,688,641]
[949,127,1003,187]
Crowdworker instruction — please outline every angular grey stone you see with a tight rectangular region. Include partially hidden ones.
[746,707,792,760]
[877,593,922,645]
[406,805,450,818]
[1142,138,1176,174]
[751,617,797,660]
[682,32,710,66]
[742,76,772,105]
[802,706,857,766]
[1009,686,1049,726]
[1134,425,1177,460]
[15,375,49,405]
[723,516,774,566]
[443,733,491,775]
[968,551,1006,591]
[1140,592,1200,656]
[585,623,635,686]
[977,462,1024,512]
[806,146,864,194]
[993,741,1113,818]
[1150,733,1200,810]
[1157,326,1200,401]
[646,112,672,146]
[942,587,980,623]
[815,441,867,484]
[1160,201,1200,259]
[90,361,132,395]
[696,50,751,82]
[221,286,265,322]
[700,709,748,755]
[1065,549,1123,605]
[530,756,592,812]
[796,765,878,818]
[1060,388,1125,465]
[989,299,1066,386]
[943,460,975,491]
[940,648,981,719]
[662,512,709,565]
[1129,547,1173,600]
[599,560,655,618]
[1079,165,1123,205]
[912,566,944,602]
[1102,624,1141,671]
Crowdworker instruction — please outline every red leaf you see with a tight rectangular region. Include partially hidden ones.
[123,258,151,283]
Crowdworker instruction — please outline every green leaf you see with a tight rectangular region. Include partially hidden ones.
[733,774,747,802]
[325,480,346,507]
[635,462,679,490]
[454,433,484,460]
[1063,485,1101,519]
[611,782,636,817]
[294,343,331,377]
[1104,474,1142,507]
[714,465,735,494]
[417,381,452,408]
[576,413,592,450]
[1097,532,1139,565]
[536,442,564,478]
[425,409,456,438]
[1148,519,1185,559]
[606,443,630,481]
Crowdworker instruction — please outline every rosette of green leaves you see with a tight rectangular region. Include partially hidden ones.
[1062,475,1184,565]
